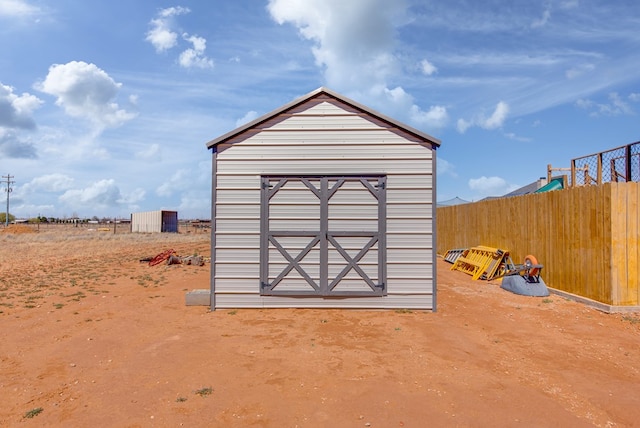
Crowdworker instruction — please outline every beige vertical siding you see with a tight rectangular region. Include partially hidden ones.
[213,101,435,309]
[131,210,162,233]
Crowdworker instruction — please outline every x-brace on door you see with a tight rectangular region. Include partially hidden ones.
[260,175,387,297]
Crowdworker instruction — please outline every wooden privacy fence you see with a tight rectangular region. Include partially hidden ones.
[437,182,639,306]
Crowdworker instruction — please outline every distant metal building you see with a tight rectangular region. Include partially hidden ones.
[130,210,178,233]
[206,87,440,310]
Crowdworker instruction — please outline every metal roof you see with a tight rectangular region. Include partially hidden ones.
[205,87,441,149]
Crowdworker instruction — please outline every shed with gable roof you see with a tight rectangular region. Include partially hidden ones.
[205,87,440,310]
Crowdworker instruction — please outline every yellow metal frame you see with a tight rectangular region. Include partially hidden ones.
[450,245,509,280]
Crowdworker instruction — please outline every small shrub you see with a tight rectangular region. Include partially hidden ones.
[24,407,43,419]
[195,387,213,397]
[622,315,640,325]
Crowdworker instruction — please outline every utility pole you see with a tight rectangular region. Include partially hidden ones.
[2,174,14,227]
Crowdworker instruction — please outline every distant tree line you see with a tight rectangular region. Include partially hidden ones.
[1,214,127,224]
[0,213,15,224]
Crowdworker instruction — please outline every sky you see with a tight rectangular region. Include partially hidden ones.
[1,0,639,219]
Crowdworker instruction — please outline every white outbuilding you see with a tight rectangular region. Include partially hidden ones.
[130,210,178,233]
[206,87,440,310]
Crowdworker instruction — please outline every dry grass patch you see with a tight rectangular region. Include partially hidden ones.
[0,230,209,312]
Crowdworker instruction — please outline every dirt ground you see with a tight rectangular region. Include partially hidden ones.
[1,227,639,427]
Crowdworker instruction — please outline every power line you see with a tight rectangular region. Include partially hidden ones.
[2,174,15,227]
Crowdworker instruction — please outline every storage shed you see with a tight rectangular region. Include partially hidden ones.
[130,210,178,233]
[206,87,440,310]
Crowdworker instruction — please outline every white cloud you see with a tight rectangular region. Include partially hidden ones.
[565,63,595,79]
[146,8,213,69]
[236,110,259,127]
[22,173,74,193]
[136,143,161,161]
[35,61,137,128]
[369,85,448,130]
[484,101,509,129]
[606,92,633,115]
[468,176,518,197]
[437,157,457,178]
[13,203,55,217]
[158,6,190,18]
[457,101,509,133]
[268,0,405,91]
[176,189,211,215]
[59,179,124,210]
[156,169,189,197]
[57,180,143,212]
[503,132,531,142]
[155,163,210,210]
[440,52,565,68]
[0,0,39,17]
[576,92,634,116]
[629,93,640,102]
[575,98,593,109]
[120,187,146,205]
[145,6,191,53]
[419,59,437,76]
[558,0,579,10]
[456,118,471,134]
[0,83,41,158]
[0,128,37,158]
[0,82,43,130]
[267,0,448,131]
[179,33,214,69]
[530,8,551,28]
[410,104,448,129]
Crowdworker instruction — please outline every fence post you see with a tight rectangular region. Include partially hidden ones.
[571,159,576,187]
[597,152,603,185]
[626,144,632,182]
[584,164,590,186]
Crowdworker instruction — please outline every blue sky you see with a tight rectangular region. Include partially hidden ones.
[1,0,638,219]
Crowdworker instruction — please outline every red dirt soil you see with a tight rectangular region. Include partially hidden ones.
[1,229,639,427]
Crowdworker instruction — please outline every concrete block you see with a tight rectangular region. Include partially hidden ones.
[185,289,211,306]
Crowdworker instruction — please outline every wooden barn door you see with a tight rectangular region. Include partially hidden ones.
[260,175,386,297]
